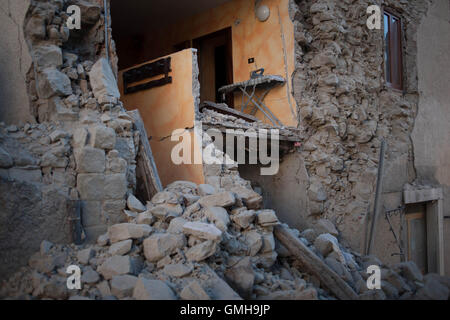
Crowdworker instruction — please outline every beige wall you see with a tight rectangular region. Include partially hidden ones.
[116,0,297,127]
[414,0,450,275]
[118,49,205,187]
[0,0,34,125]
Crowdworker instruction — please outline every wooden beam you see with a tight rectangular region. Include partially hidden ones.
[128,110,163,201]
[274,225,359,300]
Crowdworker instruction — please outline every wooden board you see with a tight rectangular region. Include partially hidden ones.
[274,225,359,300]
[128,110,163,201]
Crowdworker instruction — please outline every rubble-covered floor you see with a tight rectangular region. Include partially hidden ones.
[1,178,449,300]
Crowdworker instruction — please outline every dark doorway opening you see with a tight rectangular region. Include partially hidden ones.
[193,28,234,106]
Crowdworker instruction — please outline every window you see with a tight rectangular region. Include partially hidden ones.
[383,10,403,90]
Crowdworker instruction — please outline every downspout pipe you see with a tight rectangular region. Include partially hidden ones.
[104,0,109,62]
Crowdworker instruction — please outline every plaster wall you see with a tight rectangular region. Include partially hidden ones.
[0,0,34,125]
[413,0,450,275]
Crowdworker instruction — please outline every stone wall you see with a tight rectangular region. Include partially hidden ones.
[0,0,138,280]
[288,0,432,261]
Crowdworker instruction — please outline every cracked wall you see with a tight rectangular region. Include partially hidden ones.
[0,0,34,125]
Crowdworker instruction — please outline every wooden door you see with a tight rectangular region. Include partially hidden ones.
[405,204,428,274]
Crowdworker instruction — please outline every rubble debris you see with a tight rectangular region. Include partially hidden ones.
[2,181,449,301]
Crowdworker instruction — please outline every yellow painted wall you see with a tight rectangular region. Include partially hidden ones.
[117,0,297,127]
[118,49,205,187]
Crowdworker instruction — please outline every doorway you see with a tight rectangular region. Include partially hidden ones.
[193,28,234,106]
[405,203,428,274]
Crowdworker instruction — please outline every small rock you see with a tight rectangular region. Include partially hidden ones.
[127,195,147,213]
[77,248,95,265]
[256,210,279,227]
[205,207,230,231]
[98,255,133,280]
[183,222,222,241]
[186,241,217,262]
[109,239,132,256]
[180,280,211,300]
[133,278,176,300]
[143,233,186,262]
[81,267,100,284]
[198,192,236,208]
[108,223,144,243]
[163,264,193,277]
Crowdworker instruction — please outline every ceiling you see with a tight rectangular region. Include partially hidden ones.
[111,0,233,36]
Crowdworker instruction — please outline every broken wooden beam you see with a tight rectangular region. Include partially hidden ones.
[274,225,359,300]
[128,110,163,201]
[200,101,258,123]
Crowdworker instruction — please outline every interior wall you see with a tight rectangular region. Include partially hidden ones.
[118,49,204,187]
[413,0,450,275]
[115,0,298,127]
[0,0,34,125]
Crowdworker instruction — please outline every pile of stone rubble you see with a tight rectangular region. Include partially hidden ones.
[1,180,449,300]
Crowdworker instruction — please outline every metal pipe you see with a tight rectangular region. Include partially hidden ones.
[104,0,109,61]
[367,139,386,255]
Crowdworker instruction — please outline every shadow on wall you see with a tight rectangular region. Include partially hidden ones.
[238,152,310,231]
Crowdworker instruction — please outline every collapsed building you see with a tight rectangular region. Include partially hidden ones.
[0,0,450,300]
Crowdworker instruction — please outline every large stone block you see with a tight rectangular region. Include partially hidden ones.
[143,233,186,262]
[32,45,63,70]
[77,174,105,200]
[98,255,133,280]
[104,174,127,200]
[90,125,116,150]
[76,147,105,173]
[108,223,144,243]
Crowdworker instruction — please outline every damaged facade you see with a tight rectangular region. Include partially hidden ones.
[0,0,450,300]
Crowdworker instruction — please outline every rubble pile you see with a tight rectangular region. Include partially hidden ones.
[200,108,303,141]
[1,181,449,300]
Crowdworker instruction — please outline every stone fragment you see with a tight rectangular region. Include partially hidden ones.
[167,217,188,234]
[108,223,144,243]
[186,241,217,262]
[396,261,424,283]
[81,267,100,284]
[198,184,215,196]
[77,248,95,265]
[198,192,235,208]
[163,264,193,278]
[180,281,211,300]
[110,275,138,298]
[90,125,116,150]
[98,255,132,280]
[300,229,317,244]
[37,68,72,99]
[40,240,53,255]
[137,211,155,225]
[143,233,186,262]
[32,45,63,70]
[243,230,263,256]
[230,186,263,209]
[133,278,176,300]
[97,233,109,246]
[232,210,256,229]
[89,58,121,104]
[315,219,339,237]
[109,239,132,256]
[127,195,147,213]
[256,210,279,227]
[205,207,230,231]
[224,257,255,298]
[183,222,223,241]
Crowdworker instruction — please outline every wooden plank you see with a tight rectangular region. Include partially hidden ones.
[274,225,359,300]
[200,101,258,122]
[128,110,163,201]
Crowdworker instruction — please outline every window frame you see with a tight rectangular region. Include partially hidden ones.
[383,8,404,91]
